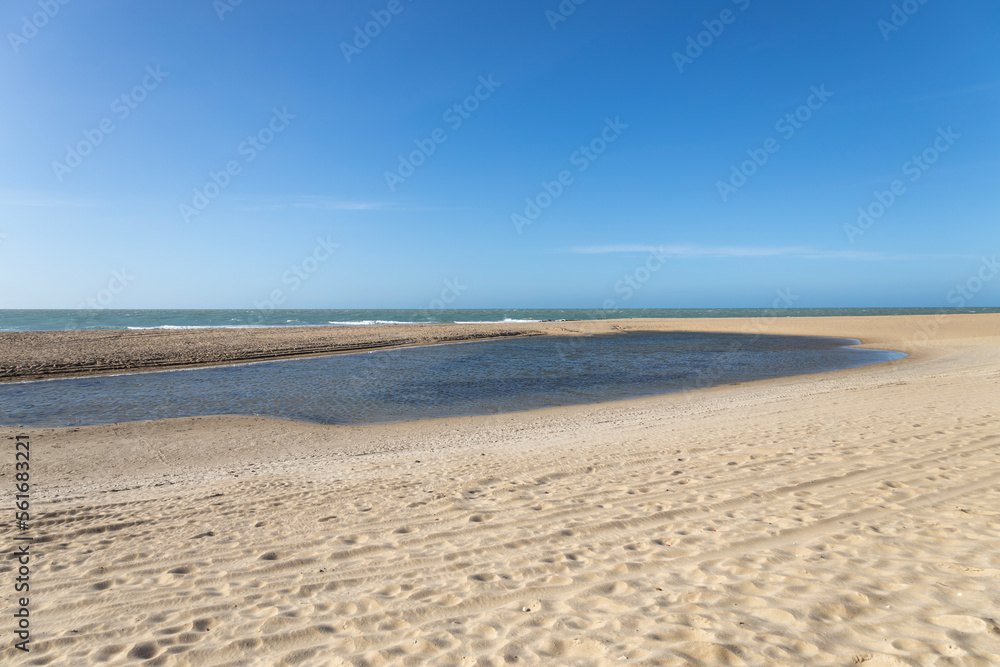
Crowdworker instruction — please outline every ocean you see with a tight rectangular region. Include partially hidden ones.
[0,308,997,332]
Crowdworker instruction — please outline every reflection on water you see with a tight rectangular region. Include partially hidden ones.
[0,332,905,427]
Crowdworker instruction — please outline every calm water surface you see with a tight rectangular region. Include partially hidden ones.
[0,332,905,427]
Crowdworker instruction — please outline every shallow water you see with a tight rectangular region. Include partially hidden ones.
[0,332,905,427]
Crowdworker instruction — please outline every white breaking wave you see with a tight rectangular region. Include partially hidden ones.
[326,320,427,326]
[127,325,261,330]
[126,323,330,330]
[126,318,544,330]
[454,318,542,324]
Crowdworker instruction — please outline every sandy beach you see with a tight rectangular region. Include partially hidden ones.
[2,315,999,665]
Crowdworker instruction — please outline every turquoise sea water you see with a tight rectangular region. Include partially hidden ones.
[0,308,997,332]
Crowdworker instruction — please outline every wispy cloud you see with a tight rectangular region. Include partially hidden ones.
[230,196,396,212]
[904,80,1000,104]
[295,201,388,211]
[229,196,470,213]
[566,244,972,260]
[0,194,96,208]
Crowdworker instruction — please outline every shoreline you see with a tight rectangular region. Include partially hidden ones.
[0,335,552,386]
[3,315,981,483]
[0,322,550,383]
[0,313,973,383]
[0,331,907,392]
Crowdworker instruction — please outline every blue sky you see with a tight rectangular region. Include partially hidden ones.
[1,0,998,309]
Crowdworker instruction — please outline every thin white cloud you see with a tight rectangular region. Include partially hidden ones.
[294,202,386,210]
[229,196,467,213]
[231,196,395,212]
[904,80,1000,104]
[0,194,96,208]
[566,244,972,260]
[288,196,394,211]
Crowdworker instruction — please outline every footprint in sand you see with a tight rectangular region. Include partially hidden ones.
[931,615,988,633]
[193,617,213,632]
[93,644,128,661]
[752,608,799,626]
[126,641,161,660]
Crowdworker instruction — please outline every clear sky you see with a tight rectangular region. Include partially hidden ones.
[2,0,998,309]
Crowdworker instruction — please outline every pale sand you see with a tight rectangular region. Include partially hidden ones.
[2,315,999,665]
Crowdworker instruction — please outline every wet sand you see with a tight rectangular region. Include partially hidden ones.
[0,322,551,382]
